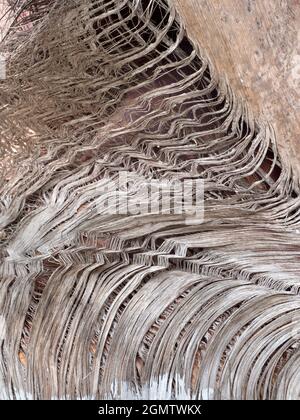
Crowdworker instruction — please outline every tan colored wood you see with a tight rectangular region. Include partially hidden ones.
[173,0,300,172]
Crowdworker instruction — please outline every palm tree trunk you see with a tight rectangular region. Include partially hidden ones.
[0,0,299,400]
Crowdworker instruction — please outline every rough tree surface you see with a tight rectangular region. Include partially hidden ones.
[0,0,299,400]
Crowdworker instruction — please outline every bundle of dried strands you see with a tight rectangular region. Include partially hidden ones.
[0,0,300,400]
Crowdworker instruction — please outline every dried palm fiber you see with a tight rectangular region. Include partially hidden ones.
[0,0,300,400]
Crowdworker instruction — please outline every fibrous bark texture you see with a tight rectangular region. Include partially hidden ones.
[0,0,299,400]
[174,0,300,176]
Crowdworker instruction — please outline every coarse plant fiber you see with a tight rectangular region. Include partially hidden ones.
[0,0,300,399]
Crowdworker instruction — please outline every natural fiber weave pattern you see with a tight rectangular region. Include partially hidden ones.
[0,0,300,399]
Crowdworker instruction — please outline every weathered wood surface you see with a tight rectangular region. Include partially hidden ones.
[174,0,300,173]
[1,1,298,171]
[0,0,300,401]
